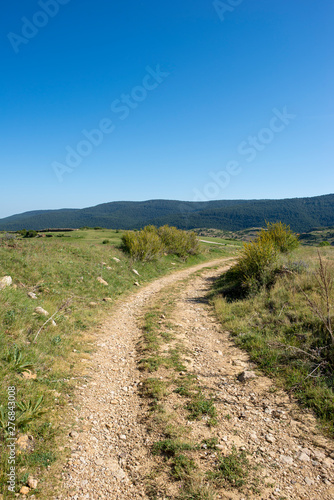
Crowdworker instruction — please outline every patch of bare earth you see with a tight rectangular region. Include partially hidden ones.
[57,259,334,500]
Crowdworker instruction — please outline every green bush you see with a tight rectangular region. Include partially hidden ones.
[158,225,199,258]
[23,230,38,238]
[122,225,199,261]
[219,221,299,298]
[258,221,299,253]
[234,239,279,292]
[122,226,163,261]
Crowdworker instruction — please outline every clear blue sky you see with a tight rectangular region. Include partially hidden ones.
[1,0,333,218]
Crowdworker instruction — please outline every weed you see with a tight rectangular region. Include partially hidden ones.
[171,454,196,479]
[16,395,44,427]
[178,477,216,500]
[201,437,218,449]
[210,446,249,488]
[152,439,194,457]
[3,347,34,373]
[141,378,168,400]
[28,451,56,467]
[186,393,217,421]
[174,374,197,397]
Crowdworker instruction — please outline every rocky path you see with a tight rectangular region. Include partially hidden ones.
[57,259,334,500]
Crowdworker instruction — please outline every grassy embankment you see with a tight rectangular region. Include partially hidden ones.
[0,228,239,497]
[212,228,334,437]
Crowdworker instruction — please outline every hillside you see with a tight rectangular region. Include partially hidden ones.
[0,194,333,232]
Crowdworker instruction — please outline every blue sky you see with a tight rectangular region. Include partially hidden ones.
[1,0,333,218]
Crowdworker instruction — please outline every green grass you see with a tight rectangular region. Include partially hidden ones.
[209,447,250,488]
[185,394,217,422]
[0,228,234,496]
[213,245,334,435]
[152,439,195,457]
[141,378,168,400]
[171,454,196,479]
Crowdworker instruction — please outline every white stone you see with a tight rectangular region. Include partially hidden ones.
[97,277,108,286]
[280,455,293,465]
[322,458,334,469]
[237,370,257,382]
[34,306,49,316]
[0,276,12,290]
[297,452,310,462]
[27,476,38,489]
[265,434,276,444]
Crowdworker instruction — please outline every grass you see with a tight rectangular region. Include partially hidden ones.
[177,478,216,500]
[0,228,234,497]
[152,439,195,457]
[213,245,334,435]
[185,394,217,422]
[209,446,250,488]
[141,378,168,400]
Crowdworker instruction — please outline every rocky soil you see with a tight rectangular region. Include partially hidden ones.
[56,259,334,500]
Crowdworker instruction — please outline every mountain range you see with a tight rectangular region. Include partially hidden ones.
[0,194,333,233]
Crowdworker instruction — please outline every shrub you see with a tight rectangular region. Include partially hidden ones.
[220,221,299,298]
[122,225,199,261]
[23,230,38,238]
[158,225,199,258]
[122,227,163,261]
[223,239,279,297]
[257,221,299,253]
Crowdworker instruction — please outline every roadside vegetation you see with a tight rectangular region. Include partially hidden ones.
[122,225,200,261]
[0,227,235,497]
[212,222,334,435]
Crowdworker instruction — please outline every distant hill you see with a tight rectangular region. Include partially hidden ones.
[0,194,333,233]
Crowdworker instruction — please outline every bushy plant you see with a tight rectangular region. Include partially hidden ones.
[235,239,279,292]
[23,230,38,238]
[257,221,299,253]
[219,221,299,298]
[122,225,199,261]
[122,226,163,261]
[158,225,199,258]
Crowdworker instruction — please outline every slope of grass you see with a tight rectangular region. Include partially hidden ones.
[212,246,334,435]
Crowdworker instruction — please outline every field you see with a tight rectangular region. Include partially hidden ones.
[0,228,236,497]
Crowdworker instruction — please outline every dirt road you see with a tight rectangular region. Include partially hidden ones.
[57,258,334,499]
